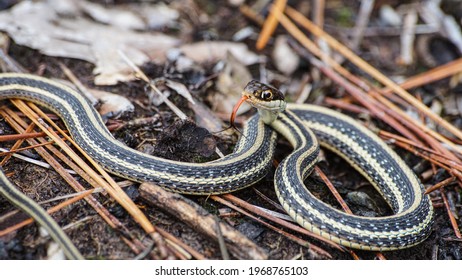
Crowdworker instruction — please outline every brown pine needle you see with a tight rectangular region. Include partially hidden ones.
[0,106,152,256]
[0,131,51,142]
[0,122,36,166]
[2,101,170,258]
[378,130,462,174]
[315,166,352,213]
[239,4,265,26]
[426,177,457,195]
[440,189,462,239]
[218,194,344,252]
[255,0,287,50]
[268,8,424,145]
[0,188,93,237]
[314,167,386,260]
[324,97,370,114]
[383,57,462,94]
[212,195,333,258]
[21,101,157,236]
[285,6,462,143]
[0,141,55,156]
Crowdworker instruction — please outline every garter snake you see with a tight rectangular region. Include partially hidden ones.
[0,74,433,259]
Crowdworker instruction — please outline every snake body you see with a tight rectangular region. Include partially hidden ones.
[0,74,433,259]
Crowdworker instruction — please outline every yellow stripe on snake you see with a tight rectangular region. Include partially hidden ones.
[0,74,433,259]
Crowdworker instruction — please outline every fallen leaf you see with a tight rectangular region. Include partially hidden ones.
[164,79,195,104]
[81,1,145,30]
[180,41,264,65]
[89,88,135,117]
[272,35,300,75]
[0,1,179,85]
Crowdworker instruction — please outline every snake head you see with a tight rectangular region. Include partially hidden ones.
[240,80,287,124]
[243,80,285,102]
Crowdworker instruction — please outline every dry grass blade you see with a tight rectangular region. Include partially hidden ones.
[118,50,187,120]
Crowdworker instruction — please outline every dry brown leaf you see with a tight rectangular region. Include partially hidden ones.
[272,35,300,75]
[0,1,179,85]
[89,88,134,117]
[81,1,146,30]
[179,41,263,66]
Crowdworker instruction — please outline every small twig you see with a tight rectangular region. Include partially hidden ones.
[350,0,375,50]
[134,240,156,260]
[214,216,230,260]
[0,48,26,73]
[139,182,268,260]
[156,227,205,260]
[399,8,418,65]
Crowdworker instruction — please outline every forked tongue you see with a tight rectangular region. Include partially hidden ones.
[229,95,249,129]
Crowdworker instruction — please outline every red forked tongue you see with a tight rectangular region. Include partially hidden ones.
[229,95,249,129]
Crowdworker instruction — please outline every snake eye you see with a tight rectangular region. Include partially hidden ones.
[260,90,273,100]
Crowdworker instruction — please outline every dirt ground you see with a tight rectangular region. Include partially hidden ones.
[0,0,462,260]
